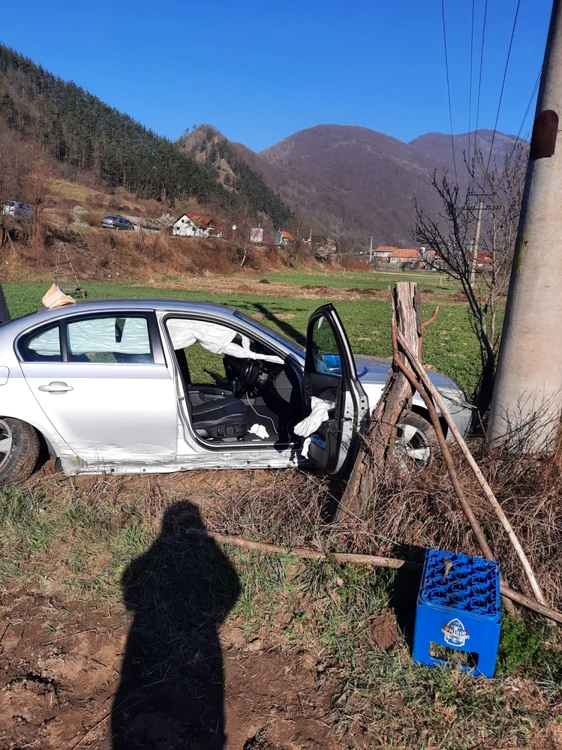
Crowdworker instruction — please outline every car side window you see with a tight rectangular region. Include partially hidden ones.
[310,316,342,376]
[20,324,62,362]
[66,316,153,363]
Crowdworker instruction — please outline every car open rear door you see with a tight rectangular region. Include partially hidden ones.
[302,304,368,474]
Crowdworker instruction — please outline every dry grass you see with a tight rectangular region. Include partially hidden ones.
[2,462,562,749]
[3,220,290,281]
[184,443,562,615]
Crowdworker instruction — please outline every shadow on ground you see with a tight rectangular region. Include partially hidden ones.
[111,500,241,749]
[389,543,426,651]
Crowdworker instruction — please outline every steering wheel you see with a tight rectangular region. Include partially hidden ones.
[234,359,260,397]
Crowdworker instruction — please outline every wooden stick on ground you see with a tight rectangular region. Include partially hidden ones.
[186,529,562,625]
[395,329,547,607]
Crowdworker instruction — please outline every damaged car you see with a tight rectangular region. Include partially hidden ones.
[0,299,472,482]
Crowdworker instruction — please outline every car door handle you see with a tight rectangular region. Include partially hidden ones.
[38,381,74,393]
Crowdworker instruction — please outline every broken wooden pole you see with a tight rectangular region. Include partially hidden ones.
[391,338,516,615]
[187,530,562,626]
[396,329,547,607]
[336,282,422,521]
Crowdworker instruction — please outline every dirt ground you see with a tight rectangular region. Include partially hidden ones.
[132,275,454,304]
[0,587,340,750]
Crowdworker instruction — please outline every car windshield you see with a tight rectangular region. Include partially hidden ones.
[233,310,304,356]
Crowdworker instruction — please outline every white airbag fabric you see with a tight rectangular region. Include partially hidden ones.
[67,317,152,355]
[167,319,283,364]
[249,423,269,439]
[293,396,336,437]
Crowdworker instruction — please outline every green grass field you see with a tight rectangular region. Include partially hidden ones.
[2,272,560,749]
[3,278,483,396]
[258,269,460,294]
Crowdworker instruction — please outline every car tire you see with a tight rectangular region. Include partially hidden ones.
[0,418,40,484]
[395,412,438,468]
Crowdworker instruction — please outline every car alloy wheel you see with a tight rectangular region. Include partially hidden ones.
[0,419,13,469]
[395,413,437,468]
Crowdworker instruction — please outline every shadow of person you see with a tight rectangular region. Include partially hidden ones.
[111,501,241,749]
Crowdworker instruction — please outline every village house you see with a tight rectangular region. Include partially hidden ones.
[388,248,422,264]
[172,213,223,238]
[372,246,422,265]
[372,245,394,260]
[476,251,493,267]
[280,230,295,246]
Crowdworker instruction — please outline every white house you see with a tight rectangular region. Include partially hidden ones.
[172,214,209,238]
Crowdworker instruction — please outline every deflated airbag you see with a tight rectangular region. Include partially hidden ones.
[167,319,283,364]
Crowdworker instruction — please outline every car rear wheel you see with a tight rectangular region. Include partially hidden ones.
[0,418,40,484]
[395,412,438,468]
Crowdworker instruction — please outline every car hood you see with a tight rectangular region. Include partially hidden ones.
[353,354,463,393]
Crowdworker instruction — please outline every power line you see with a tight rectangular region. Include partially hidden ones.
[485,0,522,177]
[468,0,476,167]
[508,67,542,162]
[473,0,489,159]
[441,0,458,183]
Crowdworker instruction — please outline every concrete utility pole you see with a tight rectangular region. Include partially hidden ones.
[469,198,484,287]
[488,0,562,452]
[369,233,373,263]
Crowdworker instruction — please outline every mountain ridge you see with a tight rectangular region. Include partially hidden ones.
[0,42,520,247]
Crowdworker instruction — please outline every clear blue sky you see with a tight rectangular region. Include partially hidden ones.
[0,0,552,151]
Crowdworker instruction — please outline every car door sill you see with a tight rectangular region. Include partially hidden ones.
[59,449,309,476]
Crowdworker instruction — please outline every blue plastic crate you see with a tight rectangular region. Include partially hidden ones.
[412,549,501,678]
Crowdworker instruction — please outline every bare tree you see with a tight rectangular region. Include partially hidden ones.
[0,123,29,246]
[285,210,307,265]
[415,143,527,411]
[25,151,50,243]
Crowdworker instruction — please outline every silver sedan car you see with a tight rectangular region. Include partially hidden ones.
[0,299,472,482]
[101,215,135,230]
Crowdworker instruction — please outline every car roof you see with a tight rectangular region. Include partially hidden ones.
[2,299,238,332]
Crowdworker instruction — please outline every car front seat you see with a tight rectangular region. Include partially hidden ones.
[191,395,249,439]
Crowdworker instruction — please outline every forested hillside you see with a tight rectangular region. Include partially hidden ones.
[0,45,290,225]
[178,126,290,227]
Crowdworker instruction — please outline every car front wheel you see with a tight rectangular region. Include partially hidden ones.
[0,418,40,484]
[395,412,438,468]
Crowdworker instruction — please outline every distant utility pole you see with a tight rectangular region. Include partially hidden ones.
[488,0,562,451]
[369,233,373,263]
[469,198,484,287]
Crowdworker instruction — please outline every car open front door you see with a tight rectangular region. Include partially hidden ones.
[303,304,368,474]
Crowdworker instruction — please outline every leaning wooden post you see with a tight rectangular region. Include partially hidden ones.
[396,329,547,607]
[336,282,422,521]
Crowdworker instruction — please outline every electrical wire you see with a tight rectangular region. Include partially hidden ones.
[473,0,489,159]
[484,0,522,177]
[441,0,458,183]
[468,0,476,167]
[508,66,542,162]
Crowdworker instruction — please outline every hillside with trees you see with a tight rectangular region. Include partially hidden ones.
[0,45,290,227]
[177,126,290,228]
